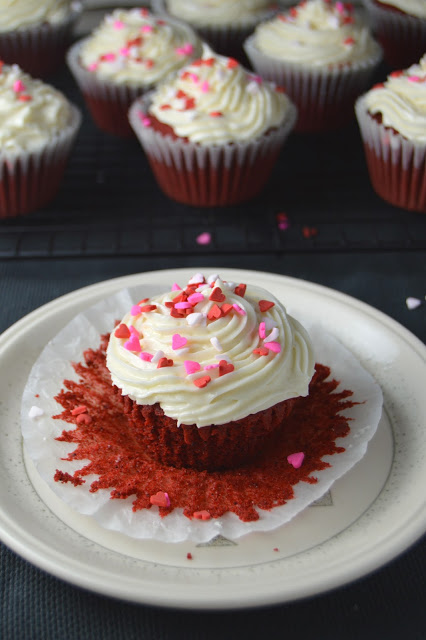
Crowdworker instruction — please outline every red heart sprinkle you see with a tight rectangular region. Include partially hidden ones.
[170,308,185,318]
[234,284,246,297]
[149,491,170,508]
[227,58,239,69]
[139,304,157,312]
[259,300,275,312]
[209,287,226,302]
[219,360,235,377]
[114,323,131,339]
[193,510,211,520]
[207,304,222,321]
[221,303,233,316]
[194,375,211,388]
[253,347,269,356]
[157,357,174,368]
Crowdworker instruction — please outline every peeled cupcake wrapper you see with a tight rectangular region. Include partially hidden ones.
[244,34,383,132]
[0,4,82,78]
[0,105,81,218]
[128,92,297,206]
[362,0,426,68]
[355,95,426,213]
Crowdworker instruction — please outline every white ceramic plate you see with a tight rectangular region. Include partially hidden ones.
[0,268,425,609]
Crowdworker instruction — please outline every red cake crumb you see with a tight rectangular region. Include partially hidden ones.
[52,335,355,523]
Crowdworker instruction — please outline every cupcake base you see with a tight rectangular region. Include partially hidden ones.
[120,393,297,471]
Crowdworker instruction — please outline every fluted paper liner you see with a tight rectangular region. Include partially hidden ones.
[21,286,383,543]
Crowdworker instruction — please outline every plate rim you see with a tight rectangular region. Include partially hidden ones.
[1,267,425,609]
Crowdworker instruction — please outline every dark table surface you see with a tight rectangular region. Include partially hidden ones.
[1,35,426,640]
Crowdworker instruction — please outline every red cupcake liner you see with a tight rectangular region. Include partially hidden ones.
[128,92,297,206]
[0,105,81,218]
[355,96,426,213]
[362,0,426,68]
[119,391,297,471]
[0,7,81,78]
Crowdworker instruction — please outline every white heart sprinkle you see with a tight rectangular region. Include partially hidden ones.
[264,327,279,343]
[210,337,223,351]
[186,312,204,326]
[29,406,44,419]
[207,273,219,285]
[188,272,205,285]
[151,350,165,363]
[406,297,422,310]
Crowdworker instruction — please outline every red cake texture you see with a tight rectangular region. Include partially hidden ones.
[53,335,355,523]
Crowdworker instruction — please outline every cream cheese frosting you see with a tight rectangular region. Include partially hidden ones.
[147,46,292,145]
[252,0,380,67]
[164,0,274,27]
[376,0,426,19]
[0,63,74,153]
[106,274,315,428]
[79,8,201,87]
[0,0,73,32]
[362,55,426,143]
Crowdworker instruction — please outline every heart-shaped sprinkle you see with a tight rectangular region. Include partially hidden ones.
[140,352,153,362]
[210,337,222,351]
[194,375,211,388]
[151,350,165,363]
[124,335,141,352]
[234,283,247,297]
[264,341,281,353]
[258,321,266,339]
[157,357,173,368]
[221,303,233,316]
[131,304,142,316]
[129,326,140,337]
[253,347,268,356]
[207,273,219,285]
[188,272,205,285]
[264,327,279,343]
[232,303,246,315]
[71,405,87,416]
[207,304,222,321]
[187,292,204,305]
[114,323,131,339]
[172,282,182,291]
[28,406,44,419]
[184,360,200,374]
[406,297,422,310]
[193,510,211,520]
[175,301,192,309]
[287,452,305,469]
[209,287,226,302]
[204,363,219,370]
[139,304,157,312]
[219,360,235,376]
[186,312,204,326]
[259,300,275,312]
[172,334,188,350]
[170,308,185,318]
[149,491,170,507]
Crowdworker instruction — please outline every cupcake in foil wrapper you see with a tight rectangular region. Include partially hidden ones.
[66,9,202,138]
[0,2,82,78]
[362,0,426,69]
[244,0,383,133]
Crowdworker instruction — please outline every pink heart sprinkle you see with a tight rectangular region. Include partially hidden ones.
[131,304,142,316]
[259,321,266,339]
[287,452,305,469]
[196,232,211,245]
[113,20,124,29]
[175,301,192,309]
[184,360,201,374]
[187,292,204,305]
[124,335,141,352]
[120,47,130,56]
[172,282,182,291]
[204,363,219,370]
[264,341,281,353]
[129,326,139,336]
[141,24,153,32]
[13,80,26,93]
[88,62,98,71]
[233,303,246,316]
[140,352,153,362]
[172,334,187,350]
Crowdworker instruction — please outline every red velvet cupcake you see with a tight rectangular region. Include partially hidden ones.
[128,46,297,206]
[106,273,315,471]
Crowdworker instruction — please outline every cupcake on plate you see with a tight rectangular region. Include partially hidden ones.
[244,0,383,132]
[128,45,297,206]
[107,273,315,471]
[355,55,426,213]
[0,0,81,78]
[362,0,426,68]
[0,62,81,218]
[151,0,277,61]
[67,7,202,137]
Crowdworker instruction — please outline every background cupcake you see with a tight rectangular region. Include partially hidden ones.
[362,0,426,68]
[151,0,277,62]
[129,46,297,206]
[67,7,202,137]
[107,274,315,471]
[0,0,81,77]
[0,62,81,218]
[355,55,426,213]
[244,0,383,132]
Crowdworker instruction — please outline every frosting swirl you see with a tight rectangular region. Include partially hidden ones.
[164,0,274,27]
[0,0,73,32]
[0,63,74,153]
[362,55,426,143]
[79,8,201,87]
[377,0,426,19]
[107,274,315,428]
[147,46,292,145]
[252,0,380,67]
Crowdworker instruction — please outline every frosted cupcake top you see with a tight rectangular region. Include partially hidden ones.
[163,0,274,27]
[79,8,202,87]
[0,63,74,153]
[376,0,426,19]
[144,46,293,145]
[0,0,75,32]
[362,55,426,143]
[252,0,380,67]
[107,273,315,428]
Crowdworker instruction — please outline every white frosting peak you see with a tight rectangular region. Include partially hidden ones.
[165,0,273,26]
[377,0,426,19]
[107,275,315,428]
[0,0,74,31]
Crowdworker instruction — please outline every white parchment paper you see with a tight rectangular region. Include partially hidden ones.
[21,286,383,543]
